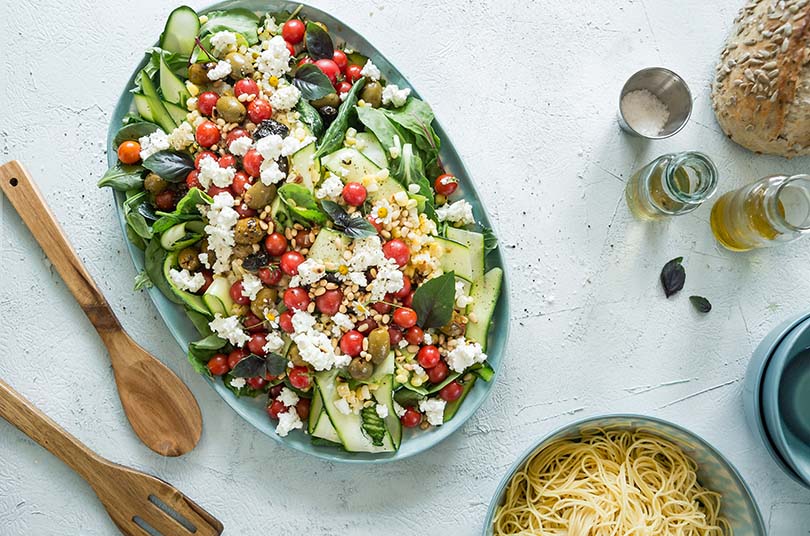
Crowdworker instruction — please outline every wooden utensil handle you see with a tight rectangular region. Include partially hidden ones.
[0,161,120,334]
[0,379,100,481]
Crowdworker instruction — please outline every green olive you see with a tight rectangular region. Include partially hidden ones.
[348,358,373,380]
[440,311,468,338]
[232,244,253,259]
[311,93,340,108]
[216,95,247,123]
[225,52,254,79]
[234,217,265,244]
[288,345,307,367]
[177,246,201,271]
[367,327,391,365]
[361,82,382,108]
[250,287,278,318]
[187,63,211,85]
[245,182,277,209]
[143,173,168,194]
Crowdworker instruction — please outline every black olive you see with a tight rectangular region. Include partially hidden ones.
[318,105,338,123]
[277,156,289,175]
[325,272,342,284]
[242,250,271,272]
[253,119,290,140]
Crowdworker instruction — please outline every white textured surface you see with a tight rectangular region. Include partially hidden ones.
[1,0,810,533]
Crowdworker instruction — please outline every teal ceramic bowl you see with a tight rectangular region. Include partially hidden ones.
[105,1,510,462]
[743,311,810,487]
[482,415,766,535]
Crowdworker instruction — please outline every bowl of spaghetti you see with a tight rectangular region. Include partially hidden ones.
[484,415,765,535]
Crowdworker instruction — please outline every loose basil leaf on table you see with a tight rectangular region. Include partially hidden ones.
[296,97,324,137]
[321,200,377,239]
[113,122,162,148]
[660,257,686,298]
[314,77,366,158]
[278,183,328,225]
[304,21,334,61]
[98,164,144,191]
[293,63,336,101]
[200,9,261,45]
[411,271,456,329]
[690,296,712,313]
[143,151,196,183]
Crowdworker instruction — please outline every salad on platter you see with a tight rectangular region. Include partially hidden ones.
[100,4,503,453]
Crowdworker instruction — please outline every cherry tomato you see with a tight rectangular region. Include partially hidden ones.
[289,366,311,390]
[340,330,364,357]
[394,275,411,299]
[264,232,288,256]
[294,231,313,249]
[428,361,449,384]
[315,59,340,84]
[243,313,264,333]
[284,287,311,311]
[247,333,268,355]
[269,384,284,398]
[235,202,257,217]
[345,64,363,83]
[439,381,463,402]
[228,348,247,369]
[186,170,201,189]
[402,290,415,308]
[404,326,424,346]
[155,190,175,211]
[282,19,305,44]
[280,251,305,275]
[218,154,236,168]
[247,98,272,123]
[196,121,221,147]
[234,78,259,99]
[258,266,282,286]
[207,354,229,376]
[316,289,343,316]
[332,50,348,72]
[367,214,382,233]
[242,149,263,177]
[279,310,295,333]
[434,173,459,196]
[286,41,296,56]
[388,326,403,346]
[372,301,391,314]
[247,376,267,390]
[336,81,352,95]
[226,127,250,146]
[207,185,230,197]
[267,399,286,419]
[400,407,422,428]
[296,398,311,420]
[199,271,214,293]
[341,182,367,206]
[117,141,141,164]
[393,307,418,329]
[298,56,314,67]
[231,171,253,195]
[229,281,249,305]
[383,239,410,267]
[417,345,440,369]
[195,150,218,169]
[197,91,219,116]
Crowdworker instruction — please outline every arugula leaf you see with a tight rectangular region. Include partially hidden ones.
[152,188,212,234]
[186,309,214,337]
[321,200,377,238]
[411,272,456,329]
[98,164,144,191]
[144,238,183,304]
[293,63,335,101]
[482,227,498,255]
[133,270,153,291]
[296,98,324,137]
[314,78,366,159]
[392,143,437,223]
[123,190,153,240]
[304,22,334,61]
[113,122,162,148]
[200,9,261,45]
[360,405,386,447]
[355,106,400,153]
[277,183,328,225]
[143,151,195,183]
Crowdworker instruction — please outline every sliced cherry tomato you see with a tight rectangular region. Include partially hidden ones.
[383,239,410,267]
[264,232,288,256]
[197,91,219,116]
[247,99,272,123]
[195,150,218,169]
[341,182,367,206]
[280,251,305,275]
[345,64,363,83]
[393,307,418,329]
[439,381,464,402]
[315,59,340,84]
[284,287,311,311]
[258,266,282,286]
[289,366,311,390]
[340,330,364,357]
[242,149,263,178]
[234,78,260,99]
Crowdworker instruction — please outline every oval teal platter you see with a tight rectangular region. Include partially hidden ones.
[105,0,510,463]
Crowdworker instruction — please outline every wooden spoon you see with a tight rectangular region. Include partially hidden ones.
[0,378,223,536]
[0,160,202,456]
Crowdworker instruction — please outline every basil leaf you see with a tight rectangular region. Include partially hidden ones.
[186,309,214,337]
[191,334,228,351]
[321,200,377,239]
[230,354,266,378]
[314,78,366,159]
[356,106,399,152]
[394,387,426,407]
[98,164,144,191]
[278,183,328,224]
[137,202,159,222]
[296,98,324,137]
[690,296,712,313]
[153,187,212,234]
[392,143,437,223]
[144,238,183,304]
[345,51,368,67]
[143,151,195,183]
[200,9,261,45]
[133,270,153,291]
[113,122,161,148]
[383,98,442,174]
[123,190,153,240]
[411,272,456,329]
[293,63,335,101]
[482,227,498,255]
[660,257,686,298]
[360,405,386,446]
[265,353,288,377]
[304,21,334,61]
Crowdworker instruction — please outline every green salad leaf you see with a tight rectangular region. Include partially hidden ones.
[411,271,456,329]
[360,405,386,447]
[355,106,400,153]
[98,164,144,191]
[296,98,324,137]
[393,387,425,407]
[482,227,498,255]
[133,270,153,291]
[383,98,442,177]
[293,63,335,101]
[186,309,214,337]
[144,238,182,304]
[392,143,437,223]
[321,200,377,239]
[113,122,162,148]
[314,78,366,159]
[123,190,153,240]
[143,150,195,183]
[187,334,227,377]
[278,183,327,225]
[153,188,212,234]
[200,9,261,45]
[304,21,334,61]
[144,47,189,79]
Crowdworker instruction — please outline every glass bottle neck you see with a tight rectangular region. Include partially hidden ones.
[763,174,810,236]
[661,152,718,206]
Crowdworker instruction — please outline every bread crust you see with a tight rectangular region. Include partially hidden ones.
[711,0,810,158]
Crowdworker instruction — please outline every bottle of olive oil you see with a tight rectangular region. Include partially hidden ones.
[625,152,718,220]
[711,175,810,251]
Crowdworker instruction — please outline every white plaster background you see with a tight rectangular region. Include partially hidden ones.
[1,0,810,534]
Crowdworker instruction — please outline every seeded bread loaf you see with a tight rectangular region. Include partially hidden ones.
[711,0,810,157]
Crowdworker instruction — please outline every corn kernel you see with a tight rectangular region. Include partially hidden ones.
[198,15,209,24]
[411,377,424,387]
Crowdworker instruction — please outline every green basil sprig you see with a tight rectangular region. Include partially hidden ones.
[321,200,377,238]
[293,63,335,101]
[304,21,334,60]
[411,271,456,329]
[230,352,287,379]
[314,78,366,159]
[278,183,328,225]
[143,151,196,183]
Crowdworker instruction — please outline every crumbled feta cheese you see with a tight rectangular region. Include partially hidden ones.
[334,398,352,415]
[269,84,301,111]
[398,339,408,348]
[360,59,381,81]
[138,130,170,160]
[296,258,326,286]
[255,35,292,77]
[204,192,239,273]
[198,252,211,269]
[281,135,315,157]
[210,31,237,56]
[256,134,283,160]
[290,311,351,371]
[228,136,253,156]
[275,409,303,437]
[198,155,236,188]
[278,387,300,407]
[419,398,446,426]
[240,272,263,301]
[366,258,404,301]
[370,199,395,225]
[260,159,286,185]
[345,271,368,287]
[209,313,250,347]
[262,331,285,354]
[455,280,474,309]
[332,312,355,332]
[207,60,232,81]
[375,403,389,419]
[230,377,246,389]
[291,310,317,333]
[168,268,205,293]
[167,122,195,150]
[436,199,475,225]
[349,236,387,272]
[412,364,426,377]
[445,337,487,373]
[393,401,406,418]
[315,174,345,200]
[382,84,410,107]
[423,332,433,345]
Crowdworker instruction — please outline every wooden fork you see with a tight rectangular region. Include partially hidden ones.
[0,378,223,536]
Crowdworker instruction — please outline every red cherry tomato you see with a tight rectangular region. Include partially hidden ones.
[280,251,305,275]
[247,376,267,390]
[388,326,403,346]
[402,290,414,308]
[207,185,230,197]
[372,301,391,314]
[428,361,449,384]
[404,326,424,346]
[243,313,264,333]
[269,384,284,398]
[242,149,263,177]
[197,91,219,116]
[332,50,348,72]
[340,330,364,357]
[345,64,363,83]
[383,239,410,267]
[234,202,256,217]
[284,287,311,311]
[218,154,236,169]
[316,289,343,316]
[341,182,367,206]
[226,127,250,146]
[298,56,314,67]
[286,41,296,56]
[264,232,288,256]
[394,275,411,299]
[400,407,422,428]
[207,354,229,376]
[155,190,175,211]
[196,121,221,147]
[289,366,311,390]
[417,345,440,369]
[195,150,218,169]
[117,141,141,164]
[199,271,214,293]
[296,398,311,420]
[234,78,260,99]
[267,399,286,419]
[434,174,459,196]
[336,81,352,95]
[367,214,382,233]
[186,170,201,189]
[247,99,272,123]
[258,266,282,286]
[247,333,268,355]
[229,281,250,305]
[393,307,418,329]
[315,59,340,84]
[282,19,305,44]
[231,171,253,195]
[228,348,247,369]
[279,310,295,333]
[439,381,464,402]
